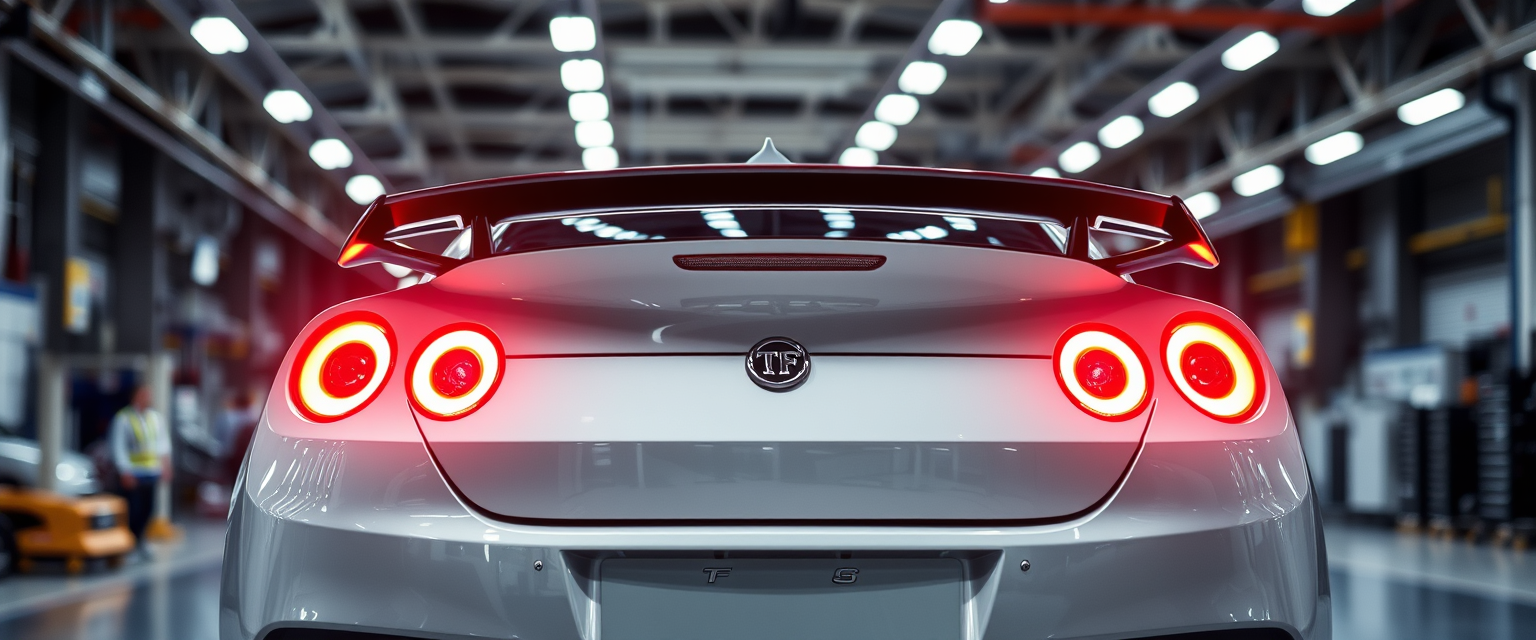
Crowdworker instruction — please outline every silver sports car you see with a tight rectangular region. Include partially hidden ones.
[221,164,1328,640]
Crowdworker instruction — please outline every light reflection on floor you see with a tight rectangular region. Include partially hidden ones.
[0,566,219,640]
[1330,569,1536,640]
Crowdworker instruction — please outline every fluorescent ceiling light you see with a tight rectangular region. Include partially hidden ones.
[928,19,983,57]
[308,138,353,170]
[1031,167,1061,178]
[1184,192,1221,219]
[1058,141,1101,174]
[263,90,312,123]
[1302,0,1355,17]
[189,17,248,55]
[875,94,919,126]
[568,92,609,122]
[582,146,620,170]
[1097,115,1144,149]
[855,121,898,151]
[1221,32,1280,71]
[1305,131,1364,165]
[839,147,878,166]
[560,59,604,92]
[1232,164,1283,197]
[345,175,385,205]
[549,16,596,52]
[575,121,614,148]
[898,61,947,95]
[1398,88,1464,126]
[1148,82,1199,118]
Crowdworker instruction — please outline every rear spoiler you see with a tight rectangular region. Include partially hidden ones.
[338,165,1219,277]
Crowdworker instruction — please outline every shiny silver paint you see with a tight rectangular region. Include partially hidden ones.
[222,238,1328,640]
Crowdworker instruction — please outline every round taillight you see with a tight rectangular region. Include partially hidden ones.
[409,324,504,420]
[1054,324,1151,420]
[290,315,394,422]
[1163,314,1263,422]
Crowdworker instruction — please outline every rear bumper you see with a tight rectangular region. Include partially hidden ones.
[221,428,1328,640]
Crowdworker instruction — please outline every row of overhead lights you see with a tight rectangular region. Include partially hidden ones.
[550,16,620,170]
[1030,0,1483,221]
[189,17,385,205]
[837,18,984,166]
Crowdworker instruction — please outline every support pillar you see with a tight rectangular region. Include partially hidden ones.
[144,350,179,541]
[35,354,63,490]
[31,76,83,492]
[1510,71,1536,374]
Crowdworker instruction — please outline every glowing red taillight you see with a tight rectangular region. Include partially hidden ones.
[408,324,504,420]
[1054,324,1151,421]
[1163,313,1263,422]
[290,314,395,422]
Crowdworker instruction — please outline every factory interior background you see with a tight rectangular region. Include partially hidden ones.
[0,0,1535,637]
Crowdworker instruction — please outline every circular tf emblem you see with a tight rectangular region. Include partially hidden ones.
[746,337,811,392]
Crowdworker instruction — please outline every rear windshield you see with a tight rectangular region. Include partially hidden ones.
[483,208,1069,256]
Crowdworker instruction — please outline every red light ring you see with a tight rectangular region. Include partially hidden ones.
[288,311,396,423]
[1052,323,1152,421]
[407,323,506,420]
[1160,311,1266,423]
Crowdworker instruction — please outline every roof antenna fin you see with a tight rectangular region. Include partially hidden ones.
[746,137,793,164]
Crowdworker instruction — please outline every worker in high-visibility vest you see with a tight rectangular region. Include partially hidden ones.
[109,384,171,544]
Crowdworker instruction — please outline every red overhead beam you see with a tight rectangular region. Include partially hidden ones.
[979,2,1408,34]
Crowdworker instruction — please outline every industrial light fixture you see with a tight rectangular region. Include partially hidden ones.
[855,121,898,151]
[575,121,614,148]
[308,138,354,170]
[875,94,920,126]
[345,175,385,205]
[898,61,947,95]
[582,146,619,170]
[1058,141,1101,174]
[1305,131,1364,165]
[1526,51,1536,70]
[191,236,220,286]
[560,59,604,92]
[1302,0,1355,17]
[928,19,983,56]
[1148,82,1199,118]
[1232,164,1283,196]
[568,92,610,122]
[1221,32,1279,71]
[839,147,878,166]
[1398,88,1464,125]
[189,17,248,55]
[1097,115,1144,149]
[263,89,312,123]
[1031,167,1061,178]
[1184,192,1221,219]
[549,16,596,52]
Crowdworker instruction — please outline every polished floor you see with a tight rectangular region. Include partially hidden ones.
[0,520,1533,639]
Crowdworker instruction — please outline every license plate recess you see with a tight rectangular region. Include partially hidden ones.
[599,558,963,640]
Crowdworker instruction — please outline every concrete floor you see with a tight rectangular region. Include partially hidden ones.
[0,520,1533,639]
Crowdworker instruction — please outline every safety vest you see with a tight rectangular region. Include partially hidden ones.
[121,409,161,470]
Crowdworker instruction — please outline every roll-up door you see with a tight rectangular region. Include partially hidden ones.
[1421,264,1510,348]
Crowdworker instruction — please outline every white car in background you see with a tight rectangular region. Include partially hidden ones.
[222,164,1328,640]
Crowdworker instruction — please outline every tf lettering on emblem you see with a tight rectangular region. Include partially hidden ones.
[745,337,811,392]
[703,567,732,584]
[832,567,859,584]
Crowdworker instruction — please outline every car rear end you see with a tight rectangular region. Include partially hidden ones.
[221,166,1327,640]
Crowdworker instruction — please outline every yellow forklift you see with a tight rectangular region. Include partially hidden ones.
[0,486,134,575]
